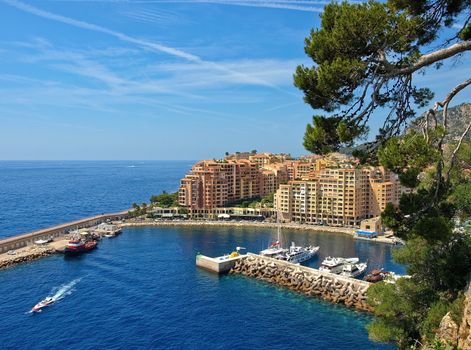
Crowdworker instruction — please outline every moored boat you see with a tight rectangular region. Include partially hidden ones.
[364,268,386,283]
[319,257,359,274]
[64,239,97,255]
[280,242,319,264]
[340,262,368,278]
[31,297,54,313]
[260,241,288,258]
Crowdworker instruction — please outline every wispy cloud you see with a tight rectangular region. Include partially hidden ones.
[3,0,201,61]
[0,38,305,120]
[3,0,297,91]
[119,7,184,26]
[48,0,328,12]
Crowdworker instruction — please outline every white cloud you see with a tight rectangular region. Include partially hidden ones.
[47,0,328,12]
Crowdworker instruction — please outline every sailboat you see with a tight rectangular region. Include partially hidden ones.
[260,211,319,264]
[260,212,288,258]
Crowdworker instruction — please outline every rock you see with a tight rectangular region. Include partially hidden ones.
[458,283,471,350]
[436,312,459,347]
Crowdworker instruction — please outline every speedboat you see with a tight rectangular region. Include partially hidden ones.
[340,262,368,278]
[31,297,54,313]
[319,257,359,274]
[281,242,319,264]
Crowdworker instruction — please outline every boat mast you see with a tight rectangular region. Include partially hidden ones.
[277,209,282,247]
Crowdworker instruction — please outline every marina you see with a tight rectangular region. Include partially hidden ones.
[0,225,396,349]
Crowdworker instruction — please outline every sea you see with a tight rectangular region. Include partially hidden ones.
[0,161,399,349]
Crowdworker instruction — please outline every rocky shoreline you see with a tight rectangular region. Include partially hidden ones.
[0,247,56,269]
[230,253,372,312]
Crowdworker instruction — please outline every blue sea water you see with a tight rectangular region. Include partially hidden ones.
[0,161,193,237]
[0,161,399,349]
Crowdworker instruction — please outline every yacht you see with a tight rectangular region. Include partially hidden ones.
[282,242,319,264]
[340,262,368,278]
[319,257,359,274]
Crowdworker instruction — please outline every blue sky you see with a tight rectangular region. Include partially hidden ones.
[0,0,469,160]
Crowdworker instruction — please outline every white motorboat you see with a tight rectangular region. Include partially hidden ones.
[282,242,319,264]
[319,256,359,274]
[340,262,368,278]
[31,297,54,313]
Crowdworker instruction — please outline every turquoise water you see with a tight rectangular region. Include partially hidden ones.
[0,161,397,349]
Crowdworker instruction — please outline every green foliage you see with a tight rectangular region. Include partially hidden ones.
[303,115,366,154]
[367,279,423,347]
[129,202,147,218]
[150,191,179,208]
[394,234,471,293]
[378,131,441,188]
[449,293,465,325]
[227,196,261,208]
[260,193,274,208]
[295,0,471,347]
[449,181,471,218]
[421,301,450,341]
[226,193,275,209]
[461,23,471,40]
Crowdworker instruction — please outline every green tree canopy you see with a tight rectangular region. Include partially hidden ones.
[295,1,471,348]
[150,191,179,208]
[295,0,471,154]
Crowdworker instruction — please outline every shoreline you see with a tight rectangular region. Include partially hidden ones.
[0,216,399,270]
[120,219,356,235]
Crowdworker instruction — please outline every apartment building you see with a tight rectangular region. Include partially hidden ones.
[274,166,406,227]
[179,158,271,210]
[179,152,407,226]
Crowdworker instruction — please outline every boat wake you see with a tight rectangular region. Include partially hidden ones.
[28,278,81,314]
[50,278,81,302]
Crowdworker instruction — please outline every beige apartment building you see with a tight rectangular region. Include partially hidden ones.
[179,153,407,227]
[274,166,406,227]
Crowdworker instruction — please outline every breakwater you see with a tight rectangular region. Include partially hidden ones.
[230,253,372,312]
[0,210,129,254]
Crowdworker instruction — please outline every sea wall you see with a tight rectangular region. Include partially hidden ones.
[230,253,372,312]
[0,210,129,254]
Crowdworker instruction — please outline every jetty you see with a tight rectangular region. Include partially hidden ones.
[196,253,245,273]
[197,252,372,312]
[0,210,129,269]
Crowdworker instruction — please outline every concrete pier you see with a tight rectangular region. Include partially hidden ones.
[196,254,245,273]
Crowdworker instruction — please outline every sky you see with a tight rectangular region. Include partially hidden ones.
[0,0,469,160]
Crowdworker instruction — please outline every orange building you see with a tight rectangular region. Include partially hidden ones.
[179,152,408,227]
